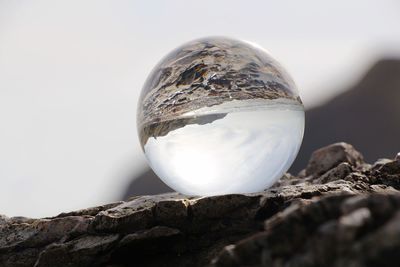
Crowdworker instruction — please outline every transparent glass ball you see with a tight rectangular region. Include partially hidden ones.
[137,37,304,196]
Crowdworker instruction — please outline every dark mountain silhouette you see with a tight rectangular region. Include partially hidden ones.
[291,58,400,171]
[122,169,173,197]
[122,58,400,200]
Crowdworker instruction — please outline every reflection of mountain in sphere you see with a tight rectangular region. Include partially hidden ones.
[137,37,305,196]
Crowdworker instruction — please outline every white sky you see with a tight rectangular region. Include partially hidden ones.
[0,0,399,217]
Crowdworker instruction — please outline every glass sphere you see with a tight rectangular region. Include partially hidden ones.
[137,37,304,196]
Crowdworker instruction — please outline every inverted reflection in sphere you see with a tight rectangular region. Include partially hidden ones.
[137,37,304,196]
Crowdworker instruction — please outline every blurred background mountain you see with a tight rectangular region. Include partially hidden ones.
[122,58,400,199]
[292,59,400,171]
[1,1,400,217]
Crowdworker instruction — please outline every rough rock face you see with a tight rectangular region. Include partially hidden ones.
[1,143,400,267]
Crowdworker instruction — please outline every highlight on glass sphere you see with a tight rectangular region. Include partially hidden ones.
[137,37,305,196]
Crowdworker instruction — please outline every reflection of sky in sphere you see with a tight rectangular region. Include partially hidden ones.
[144,100,304,195]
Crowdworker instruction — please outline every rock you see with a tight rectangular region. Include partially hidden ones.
[372,158,393,170]
[1,143,400,266]
[305,142,364,176]
[375,158,400,175]
[114,226,183,264]
[211,194,400,267]
[35,234,120,267]
[312,162,353,184]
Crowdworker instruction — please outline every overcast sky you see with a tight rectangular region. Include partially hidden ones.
[0,0,399,217]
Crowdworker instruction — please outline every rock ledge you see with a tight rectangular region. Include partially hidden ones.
[1,143,400,267]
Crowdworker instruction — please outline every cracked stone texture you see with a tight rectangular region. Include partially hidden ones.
[1,143,400,267]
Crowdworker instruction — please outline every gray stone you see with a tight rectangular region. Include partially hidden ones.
[376,158,400,174]
[35,234,120,267]
[306,142,364,176]
[1,143,400,267]
[211,194,400,267]
[312,162,353,184]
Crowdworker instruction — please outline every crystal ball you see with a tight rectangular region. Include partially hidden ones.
[137,37,304,196]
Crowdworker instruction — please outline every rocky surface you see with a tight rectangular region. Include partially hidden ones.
[1,142,400,266]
